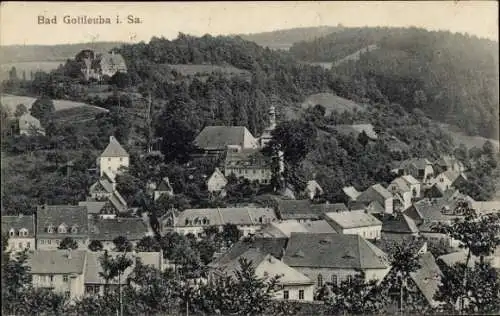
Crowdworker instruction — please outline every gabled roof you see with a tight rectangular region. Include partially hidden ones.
[257,220,309,238]
[175,207,277,227]
[275,200,348,220]
[194,126,257,151]
[389,178,411,193]
[36,205,88,238]
[301,220,337,233]
[409,252,443,307]
[27,250,87,274]
[78,201,107,215]
[98,52,127,69]
[343,186,361,200]
[305,180,323,194]
[357,184,393,203]
[381,213,419,234]
[401,175,420,185]
[89,177,114,194]
[209,238,288,268]
[100,136,129,157]
[324,210,382,229]
[207,168,227,185]
[283,233,389,269]
[1,215,35,237]
[89,218,149,241]
[109,191,128,213]
[85,251,161,285]
[211,248,313,285]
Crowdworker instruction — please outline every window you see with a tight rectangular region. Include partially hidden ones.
[47,226,54,233]
[317,274,323,287]
[49,275,54,283]
[58,225,68,233]
[9,229,14,237]
[56,240,60,245]
[48,239,52,244]
[26,242,31,249]
[283,290,289,300]
[299,290,304,300]
[64,291,70,299]
[108,158,111,162]
[347,275,353,284]
[40,239,45,245]
[120,157,123,162]
[18,242,23,249]
[71,226,78,233]
[63,275,69,282]
[331,275,338,286]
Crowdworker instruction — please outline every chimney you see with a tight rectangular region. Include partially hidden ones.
[109,136,114,142]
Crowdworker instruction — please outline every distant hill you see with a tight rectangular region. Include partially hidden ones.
[0,42,124,64]
[236,25,342,50]
[289,26,499,139]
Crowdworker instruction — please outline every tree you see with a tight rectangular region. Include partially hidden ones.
[2,238,32,314]
[357,130,370,148]
[58,237,78,250]
[323,272,389,315]
[14,104,27,118]
[113,236,133,252]
[221,223,241,246]
[135,236,161,252]
[435,261,500,314]
[88,240,104,252]
[267,120,317,165]
[432,201,500,313]
[30,96,55,122]
[193,257,282,315]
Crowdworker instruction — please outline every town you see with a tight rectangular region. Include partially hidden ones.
[1,7,500,316]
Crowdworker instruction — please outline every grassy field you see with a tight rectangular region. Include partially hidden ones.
[0,61,65,81]
[440,123,499,150]
[301,93,366,115]
[1,94,107,114]
[52,106,109,123]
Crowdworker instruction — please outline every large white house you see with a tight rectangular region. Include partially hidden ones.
[97,136,129,181]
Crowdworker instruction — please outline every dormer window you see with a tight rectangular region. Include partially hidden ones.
[202,218,208,225]
[71,226,78,234]
[19,228,28,237]
[9,229,15,237]
[47,225,54,233]
[58,224,67,234]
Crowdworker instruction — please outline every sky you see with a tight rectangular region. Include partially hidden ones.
[0,1,498,46]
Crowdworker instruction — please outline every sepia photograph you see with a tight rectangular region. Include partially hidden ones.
[0,1,499,315]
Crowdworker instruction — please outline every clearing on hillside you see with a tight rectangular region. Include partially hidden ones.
[0,61,65,81]
[165,64,251,80]
[301,93,366,116]
[440,123,499,150]
[1,94,108,114]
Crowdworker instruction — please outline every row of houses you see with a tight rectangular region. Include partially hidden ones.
[2,205,152,253]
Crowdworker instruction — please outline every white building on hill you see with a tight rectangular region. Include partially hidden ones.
[97,136,129,181]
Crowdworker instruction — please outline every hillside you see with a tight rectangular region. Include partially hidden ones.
[289,27,499,139]
[237,25,342,50]
[301,93,366,115]
[0,42,124,63]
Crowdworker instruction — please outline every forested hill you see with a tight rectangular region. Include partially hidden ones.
[289,27,499,139]
[236,25,342,50]
[0,42,124,63]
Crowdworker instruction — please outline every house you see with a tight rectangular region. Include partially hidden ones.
[85,251,164,296]
[88,173,116,200]
[355,184,394,214]
[97,136,129,181]
[18,112,45,136]
[36,205,89,250]
[404,198,467,248]
[283,233,390,288]
[171,207,278,237]
[393,158,434,184]
[154,177,174,201]
[88,218,151,251]
[1,214,36,252]
[78,201,117,219]
[301,220,337,234]
[323,210,382,240]
[193,126,259,156]
[303,180,323,200]
[275,199,349,222]
[387,175,420,211]
[383,252,442,309]
[432,170,468,192]
[207,168,228,194]
[208,248,315,302]
[379,213,419,242]
[256,220,309,238]
[77,49,127,81]
[342,186,361,201]
[435,155,466,173]
[27,250,87,300]
[470,200,500,215]
[224,149,273,184]
[87,173,128,215]
[438,248,500,271]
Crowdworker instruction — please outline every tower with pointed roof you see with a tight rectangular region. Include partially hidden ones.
[98,136,130,181]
